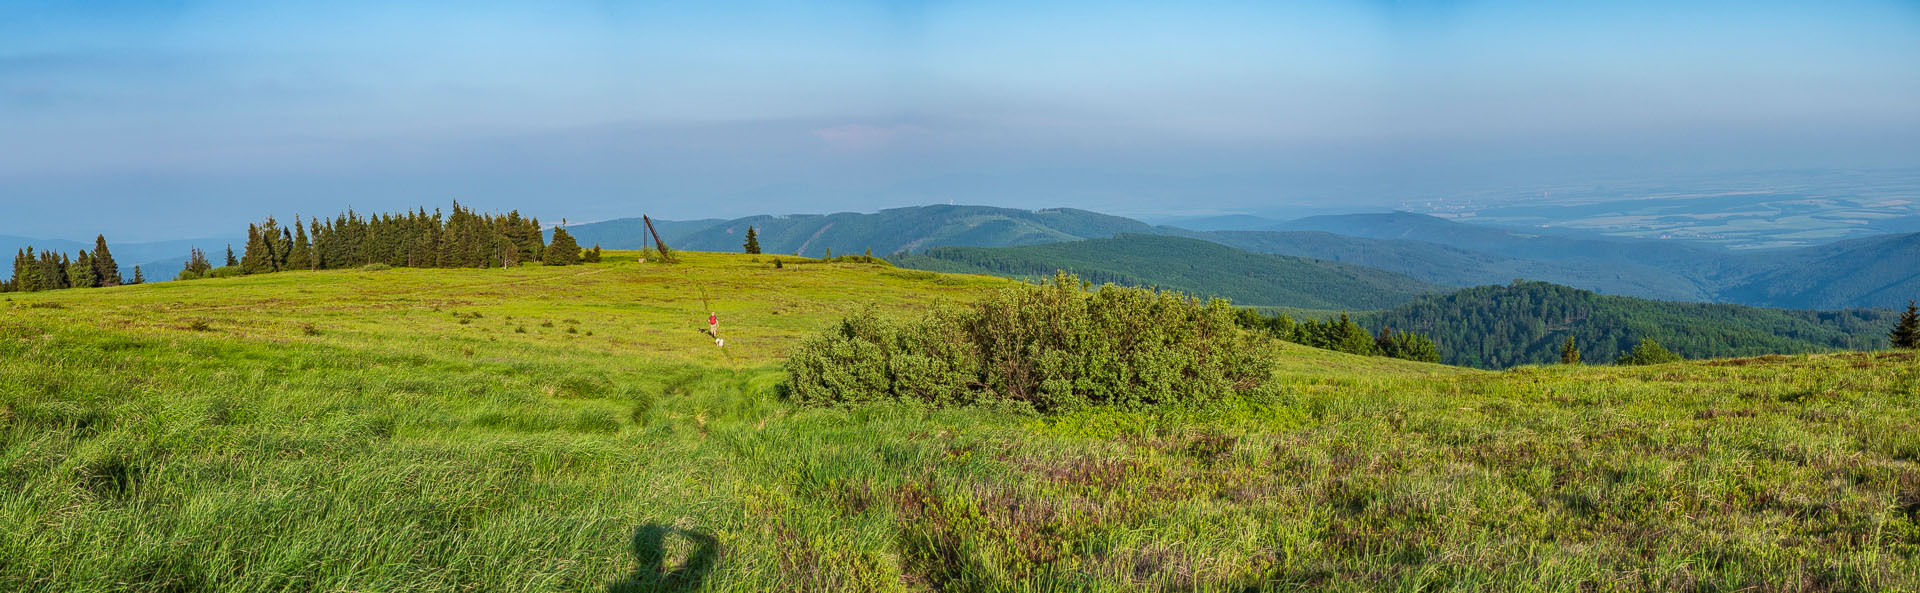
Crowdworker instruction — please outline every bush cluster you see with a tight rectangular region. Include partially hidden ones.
[784,273,1275,413]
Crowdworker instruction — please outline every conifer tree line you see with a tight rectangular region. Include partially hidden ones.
[1236,310,1442,363]
[2,236,136,293]
[175,203,596,281]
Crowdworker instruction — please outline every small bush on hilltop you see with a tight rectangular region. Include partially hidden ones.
[784,272,1275,413]
[1617,337,1683,365]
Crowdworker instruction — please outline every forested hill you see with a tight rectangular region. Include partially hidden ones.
[892,234,1441,310]
[1718,232,1920,310]
[1360,281,1898,369]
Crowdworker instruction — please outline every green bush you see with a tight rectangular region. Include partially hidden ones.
[784,272,1275,413]
[359,263,392,272]
[1617,337,1684,365]
[208,266,245,279]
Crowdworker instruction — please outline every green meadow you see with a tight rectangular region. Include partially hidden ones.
[2,252,1917,592]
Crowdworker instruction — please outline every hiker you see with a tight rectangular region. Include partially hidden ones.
[708,312,718,338]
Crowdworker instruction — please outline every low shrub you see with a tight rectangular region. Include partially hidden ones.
[359,263,392,272]
[1618,337,1684,365]
[784,272,1275,413]
[208,266,245,279]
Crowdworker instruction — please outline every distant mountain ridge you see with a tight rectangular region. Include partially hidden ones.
[1,235,237,282]
[452,205,1920,309]
[893,234,1443,311]
[566,205,1162,258]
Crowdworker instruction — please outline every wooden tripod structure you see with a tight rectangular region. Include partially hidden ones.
[642,215,677,262]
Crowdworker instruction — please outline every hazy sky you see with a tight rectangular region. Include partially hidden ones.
[3,0,1918,240]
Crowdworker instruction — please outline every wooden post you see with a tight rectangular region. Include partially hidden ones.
[642,215,674,262]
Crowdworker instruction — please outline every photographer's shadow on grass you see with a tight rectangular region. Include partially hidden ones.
[608,525,720,593]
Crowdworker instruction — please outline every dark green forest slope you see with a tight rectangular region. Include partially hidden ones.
[893,234,1440,310]
[1360,281,1898,369]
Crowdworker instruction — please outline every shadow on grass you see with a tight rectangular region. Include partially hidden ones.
[607,525,720,593]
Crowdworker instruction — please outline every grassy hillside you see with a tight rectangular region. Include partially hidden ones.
[1362,281,1898,369]
[4,255,1919,591]
[892,234,1442,310]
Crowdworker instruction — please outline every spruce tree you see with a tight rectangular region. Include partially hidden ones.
[1331,313,1377,356]
[10,248,36,292]
[1560,336,1581,364]
[743,226,761,254]
[1374,327,1401,359]
[131,266,145,285]
[92,235,122,286]
[242,222,283,274]
[1393,331,1441,363]
[288,217,314,271]
[185,248,213,277]
[584,245,603,263]
[225,245,239,267]
[71,251,99,289]
[1890,300,1920,349]
[543,227,581,266]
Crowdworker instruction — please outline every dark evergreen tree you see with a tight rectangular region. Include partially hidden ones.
[184,248,214,278]
[1328,313,1377,356]
[1375,327,1401,359]
[131,266,145,285]
[1560,336,1581,364]
[10,248,39,292]
[240,224,270,274]
[288,217,314,271]
[583,245,603,263]
[1891,300,1920,349]
[37,251,69,290]
[1391,331,1441,363]
[743,226,761,254]
[544,227,581,266]
[225,245,239,267]
[71,251,99,289]
[92,235,122,286]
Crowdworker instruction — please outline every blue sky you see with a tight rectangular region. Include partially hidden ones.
[3,0,1918,240]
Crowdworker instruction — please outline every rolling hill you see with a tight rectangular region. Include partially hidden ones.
[892,234,1443,310]
[1359,281,1898,369]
